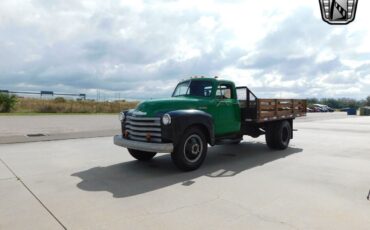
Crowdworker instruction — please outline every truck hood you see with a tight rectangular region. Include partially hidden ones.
[134,97,206,117]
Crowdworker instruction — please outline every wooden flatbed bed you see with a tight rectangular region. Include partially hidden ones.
[257,98,306,122]
[236,87,307,123]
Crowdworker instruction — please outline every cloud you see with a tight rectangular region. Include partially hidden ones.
[222,6,370,99]
[0,0,369,100]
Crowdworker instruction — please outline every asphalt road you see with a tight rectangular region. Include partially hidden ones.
[0,113,370,229]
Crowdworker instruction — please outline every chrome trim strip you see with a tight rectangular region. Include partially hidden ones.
[125,120,161,126]
[126,116,160,121]
[125,125,161,132]
[126,130,162,137]
[128,135,162,143]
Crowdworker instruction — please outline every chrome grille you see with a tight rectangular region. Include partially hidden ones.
[124,116,162,143]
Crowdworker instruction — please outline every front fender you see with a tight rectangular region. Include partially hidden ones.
[160,110,215,146]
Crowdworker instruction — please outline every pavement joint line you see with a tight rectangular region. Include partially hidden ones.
[0,157,67,230]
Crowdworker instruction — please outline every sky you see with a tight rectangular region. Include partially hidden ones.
[0,0,369,100]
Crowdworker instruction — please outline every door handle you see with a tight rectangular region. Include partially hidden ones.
[216,100,227,107]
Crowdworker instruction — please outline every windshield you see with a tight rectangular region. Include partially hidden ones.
[172,80,213,97]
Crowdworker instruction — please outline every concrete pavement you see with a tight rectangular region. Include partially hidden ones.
[0,112,350,144]
[0,113,370,229]
[0,115,119,144]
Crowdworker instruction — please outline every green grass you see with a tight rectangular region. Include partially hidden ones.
[0,112,119,116]
[1,97,138,114]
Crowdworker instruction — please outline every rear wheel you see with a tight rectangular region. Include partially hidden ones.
[171,127,208,171]
[128,149,157,161]
[265,120,291,150]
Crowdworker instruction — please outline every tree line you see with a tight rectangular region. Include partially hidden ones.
[1,92,370,112]
[307,96,370,109]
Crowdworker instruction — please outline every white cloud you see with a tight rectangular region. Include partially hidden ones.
[0,0,369,100]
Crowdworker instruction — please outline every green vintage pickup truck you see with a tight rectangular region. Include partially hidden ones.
[114,77,306,171]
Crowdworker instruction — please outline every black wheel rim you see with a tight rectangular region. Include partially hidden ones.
[183,134,203,163]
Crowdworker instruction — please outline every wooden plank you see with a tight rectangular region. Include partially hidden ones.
[293,100,306,105]
[277,110,293,116]
[259,111,275,117]
[277,104,292,109]
[256,98,307,122]
[291,99,294,115]
[277,100,293,104]
[258,99,275,103]
[274,99,278,116]
[259,105,276,110]
[277,100,292,104]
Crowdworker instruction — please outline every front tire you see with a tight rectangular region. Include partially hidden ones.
[128,149,156,161]
[171,127,208,171]
[265,120,291,150]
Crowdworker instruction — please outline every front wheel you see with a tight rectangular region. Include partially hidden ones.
[128,149,156,161]
[171,127,208,171]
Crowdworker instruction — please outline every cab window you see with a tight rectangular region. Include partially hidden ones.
[172,80,213,97]
[216,84,233,99]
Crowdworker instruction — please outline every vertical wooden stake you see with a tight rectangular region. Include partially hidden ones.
[274,99,278,117]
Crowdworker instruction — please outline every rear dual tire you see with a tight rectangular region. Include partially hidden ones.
[265,120,291,150]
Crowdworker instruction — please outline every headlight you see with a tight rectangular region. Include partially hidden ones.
[119,112,125,122]
[162,113,171,125]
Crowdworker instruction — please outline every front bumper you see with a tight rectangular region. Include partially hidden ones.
[113,135,174,153]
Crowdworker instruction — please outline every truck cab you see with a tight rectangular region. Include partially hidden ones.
[114,77,306,171]
[171,78,241,136]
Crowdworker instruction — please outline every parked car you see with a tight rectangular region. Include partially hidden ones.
[309,106,322,112]
[327,107,335,112]
[313,104,334,112]
[307,108,314,112]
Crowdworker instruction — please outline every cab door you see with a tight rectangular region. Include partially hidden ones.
[214,83,241,136]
